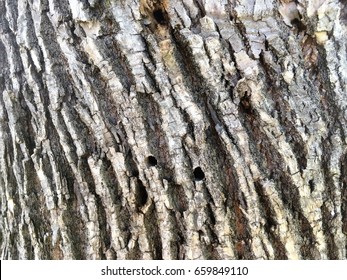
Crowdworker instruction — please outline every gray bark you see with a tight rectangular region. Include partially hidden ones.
[0,0,347,260]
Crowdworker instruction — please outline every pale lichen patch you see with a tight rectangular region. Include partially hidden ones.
[315,31,329,44]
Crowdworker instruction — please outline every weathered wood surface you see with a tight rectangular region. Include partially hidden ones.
[0,0,346,259]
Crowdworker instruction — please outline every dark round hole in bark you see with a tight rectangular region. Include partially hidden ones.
[290,18,307,32]
[153,9,167,25]
[194,167,205,181]
[147,155,158,166]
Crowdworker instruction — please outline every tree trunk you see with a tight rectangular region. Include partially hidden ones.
[0,0,346,260]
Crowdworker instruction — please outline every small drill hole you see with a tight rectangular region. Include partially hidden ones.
[147,156,157,167]
[153,9,167,25]
[290,18,307,32]
[194,167,205,181]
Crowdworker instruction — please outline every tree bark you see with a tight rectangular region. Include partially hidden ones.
[0,0,346,260]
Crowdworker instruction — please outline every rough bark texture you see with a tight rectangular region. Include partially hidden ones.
[0,0,347,260]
